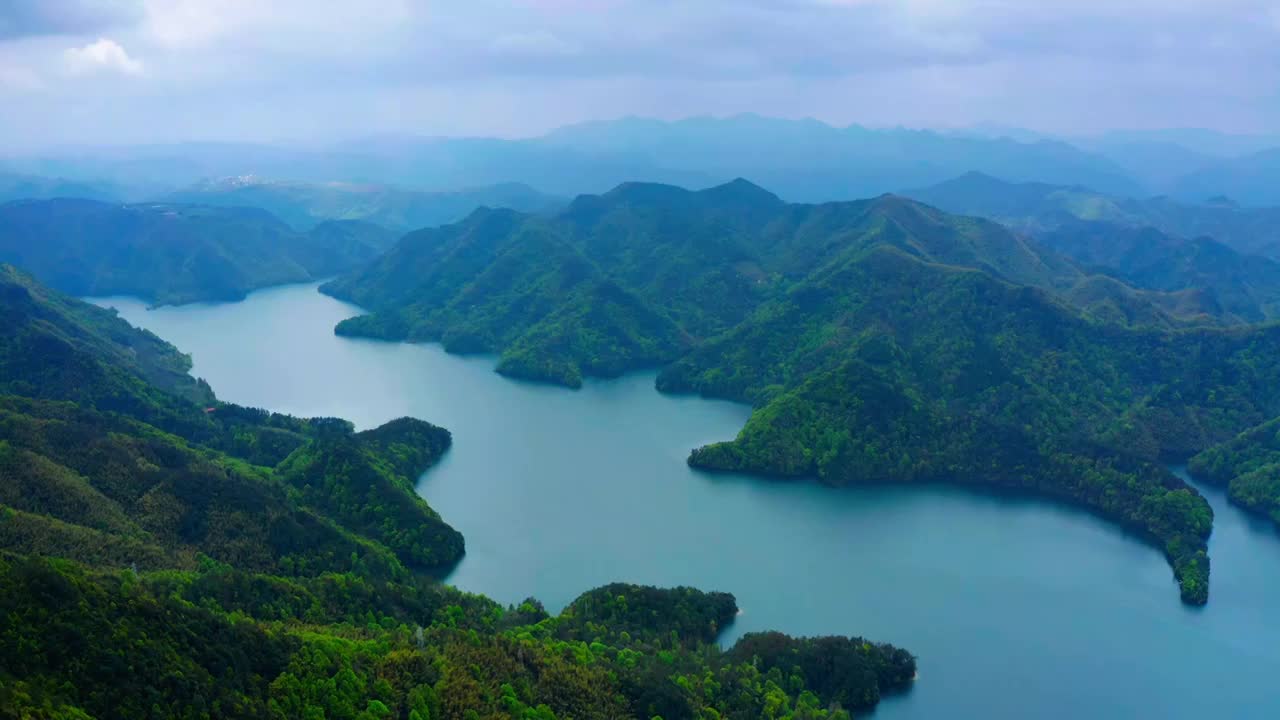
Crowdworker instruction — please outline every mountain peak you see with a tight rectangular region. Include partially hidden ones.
[602,181,693,204]
[954,170,1008,185]
[697,177,783,206]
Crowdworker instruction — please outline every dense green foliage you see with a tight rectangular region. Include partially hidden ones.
[0,198,397,305]
[0,259,914,717]
[0,560,914,720]
[162,178,564,232]
[657,243,1280,602]
[905,173,1280,325]
[275,418,464,570]
[0,262,463,580]
[325,180,1280,603]
[1189,417,1280,526]
[1037,223,1280,324]
[325,179,1207,387]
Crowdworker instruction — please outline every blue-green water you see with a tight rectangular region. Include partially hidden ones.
[95,283,1280,719]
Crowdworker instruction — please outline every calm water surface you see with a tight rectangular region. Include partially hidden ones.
[94,283,1280,719]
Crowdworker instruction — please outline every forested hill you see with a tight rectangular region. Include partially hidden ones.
[323,178,1280,603]
[658,243,1280,603]
[0,261,464,576]
[0,263,916,718]
[323,178,1218,388]
[902,173,1280,322]
[1189,419,1280,528]
[0,198,399,305]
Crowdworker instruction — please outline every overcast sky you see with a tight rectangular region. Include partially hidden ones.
[0,0,1277,149]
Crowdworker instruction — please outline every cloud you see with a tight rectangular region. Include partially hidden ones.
[1,0,1279,146]
[0,0,140,40]
[64,37,143,75]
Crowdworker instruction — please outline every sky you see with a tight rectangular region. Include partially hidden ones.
[0,0,1278,149]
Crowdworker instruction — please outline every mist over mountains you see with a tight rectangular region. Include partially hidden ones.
[7,115,1280,206]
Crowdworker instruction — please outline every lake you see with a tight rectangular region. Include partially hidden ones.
[94,282,1280,719]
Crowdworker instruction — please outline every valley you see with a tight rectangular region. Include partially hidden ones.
[94,282,1280,720]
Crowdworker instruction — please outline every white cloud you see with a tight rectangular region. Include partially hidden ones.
[64,37,143,75]
[0,0,1276,145]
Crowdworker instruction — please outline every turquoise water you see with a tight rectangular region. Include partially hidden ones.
[94,283,1280,719]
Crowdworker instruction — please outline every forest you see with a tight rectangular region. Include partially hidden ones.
[0,199,398,305]
[0,262,915,718]
[322,179,1280,603]
[1188,419,1280,527]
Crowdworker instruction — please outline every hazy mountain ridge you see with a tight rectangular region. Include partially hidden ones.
[904,171,1280,255]
[0,116,1189,201]
[9,117,1280,206]
[903,172,1280,321]
[0,198,399,305]
[0,171,123,204]
[161,177,566,231]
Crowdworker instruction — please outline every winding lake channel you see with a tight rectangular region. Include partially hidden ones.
[94,282,1280,719]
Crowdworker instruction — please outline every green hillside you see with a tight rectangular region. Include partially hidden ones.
[0,198,398,305]
[0,263,914,719]
[1189,418,1280,527]
[325,180,1211,387]
[323,179,1280,603]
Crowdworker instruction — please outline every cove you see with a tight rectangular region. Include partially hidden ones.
[93,282,1280,720]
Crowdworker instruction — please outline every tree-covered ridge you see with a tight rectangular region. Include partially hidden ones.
[1035,222,1280,324]
[275,418,465,571]
[0,198,399,306]
[1189,418,1280,527]
[324,179,1211,389]
[904,173,1280,324]
[320,179,1280,602]
[0,263,212,407]
[0,559,914,720]
[0,261,463,579]
[0,395,460,580]
[325,206,692,388]
[0,257,915,718]
[657,245,1280,603]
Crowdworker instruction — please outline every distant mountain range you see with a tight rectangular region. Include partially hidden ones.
[904,171,1280,257]
[10,115,1280,204]
[0,198,399,305]
[903,172,1280,323]
[159,177,565,231]
[0,171,123,204]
